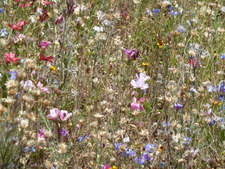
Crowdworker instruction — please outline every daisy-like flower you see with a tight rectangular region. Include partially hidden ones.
[131,73,150,90]
[4,53,19,63]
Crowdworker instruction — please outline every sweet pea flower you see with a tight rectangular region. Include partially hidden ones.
[130,97,145,111]
[59,110,72,121]
[37,81,50,93]
[47,108,60,120]
[131,73,150,90]
[122,48,139,60]
[39,41,51,50]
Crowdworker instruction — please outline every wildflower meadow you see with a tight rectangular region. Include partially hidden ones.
[1,0,225,168]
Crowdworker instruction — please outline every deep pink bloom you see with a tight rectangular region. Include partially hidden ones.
[102,165,111,169]
[59,110,72,121]
[122,48,139,60]
[8,20,28,30]
[55,15,64,25]
[130,97,145,111]
[43,1,53,5]
[39,41,51,50]
[4,53,19,63]
[47,108,60,120]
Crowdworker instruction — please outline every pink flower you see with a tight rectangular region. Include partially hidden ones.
[37,82,50,93]
[131,73,150,90]
[47,108,60,120]
[37,129,45,138]
[122,48,139,60]
[8,20,28,30]
[59,110,72,121]
[4,53,19,63]
[55,15,64,24]
[102,165,111,169]
[39,41,51,50]
[139,97,149,103]
[43,1,53,5]
[130,97,145,111]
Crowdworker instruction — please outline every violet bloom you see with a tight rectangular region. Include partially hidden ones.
[173,103,183,110]
[39,41,51,50]
[59,110,72,121]
[47,108,60,120]
[130,97,145,111]
[37,81,50,93]
[131,73,150,90]
[122,48,139,60]
[60,129,68,136]
[55,15,64,25]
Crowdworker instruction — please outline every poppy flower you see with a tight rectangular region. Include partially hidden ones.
[4,53,19,63]
[40,54,53,63]
[8,20,28,30]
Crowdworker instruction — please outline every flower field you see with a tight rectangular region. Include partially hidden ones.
[0,0,225,168]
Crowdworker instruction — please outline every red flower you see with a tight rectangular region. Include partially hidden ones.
[4,53,19,63]
[8,20,28,30]
[187,58,197,67]
[40,54,53,63]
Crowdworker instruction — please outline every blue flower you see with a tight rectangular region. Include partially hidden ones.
[208,118,217,126]
[153,9,160,13]
[160,162,165,167]
[169,10,179,16]
[135,157,146,165]
[176,25,186,33]
[0,8,4,13]
[220,54,225,59]
[9,71,17,80]
[0,28,8,37]
[182,137,191,146]
[23,146,36,153]
[77,135,88,142]
[114,142,122,150]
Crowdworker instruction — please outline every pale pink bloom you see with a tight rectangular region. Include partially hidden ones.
[131,73,150,90]
[59,110,72,121]
[47,108,60,120]
[39,41,51,50]
[20,80,34,89]
[37,81,50,93]
[130,97,145,111]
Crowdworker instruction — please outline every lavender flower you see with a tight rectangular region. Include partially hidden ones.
[60,129,68,136]
[173,103,183,110]
[122,48,139,60]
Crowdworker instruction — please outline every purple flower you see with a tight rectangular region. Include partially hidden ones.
[173,103,183,110]
[0,8,4,13]
[145,144,157,153]
[60,129,68,136]
[122,48,139,60]
[114,142,122,150]
[219,82,225,92]
[169,10,179,16]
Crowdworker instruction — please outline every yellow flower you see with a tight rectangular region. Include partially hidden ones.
[110,166,117,169]
[142,62,149,66]
[218,102,222,106]
[157,41,164,48]
[50,66,56,73]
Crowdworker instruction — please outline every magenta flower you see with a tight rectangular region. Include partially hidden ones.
[37,82,50,93]
[131,73,150,90]
[130,97,145,111]
[55,15,64,25]
[39,41,51,50]
[37,129,45,138]
[122,48,139,60]
[47,108,60,120]
[102,165,111,169]
[139,97,149,103]
[59,110,73,121]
